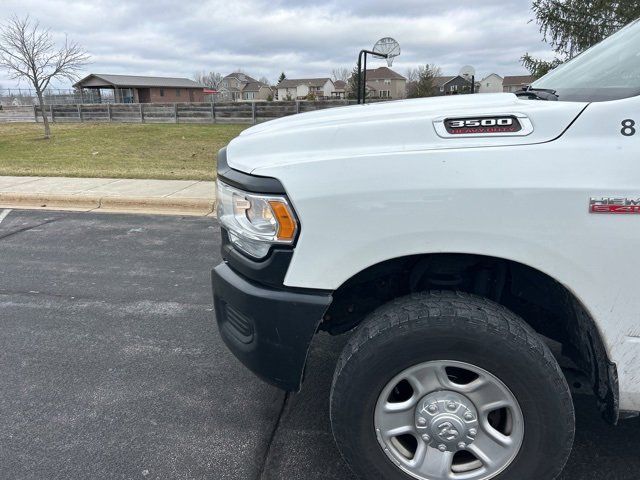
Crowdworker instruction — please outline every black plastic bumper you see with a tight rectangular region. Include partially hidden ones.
[212,263,332,392]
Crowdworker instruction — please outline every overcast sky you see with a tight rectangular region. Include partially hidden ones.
[0,0,555,90]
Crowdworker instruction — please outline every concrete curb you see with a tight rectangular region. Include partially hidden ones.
[0,192,215,216]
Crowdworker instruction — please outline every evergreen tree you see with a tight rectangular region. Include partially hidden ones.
[522,0,640,77]
[407,64,441,98]
[278,72,286,84]
[347,65,364,99]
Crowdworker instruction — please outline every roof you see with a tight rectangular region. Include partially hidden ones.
[481,73,503,81]
[503,75,536,86]
[433,76,456,87]
[364,67,405,80]
[277,78,332,88]
[224,72,259,83]
[333,80,346,89]
[242,81,269,92]
[433,75,473,88]
[74,74,203,88]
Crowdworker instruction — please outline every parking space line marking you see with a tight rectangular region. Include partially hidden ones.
[0,209,11,225]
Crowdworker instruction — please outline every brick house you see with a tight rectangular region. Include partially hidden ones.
[73,74,205,103]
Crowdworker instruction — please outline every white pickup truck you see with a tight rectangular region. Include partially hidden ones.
[212,20,640,480]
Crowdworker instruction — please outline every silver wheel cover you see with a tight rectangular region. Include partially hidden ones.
[374,360,524,480]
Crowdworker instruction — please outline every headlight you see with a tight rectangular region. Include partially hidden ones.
[216,180,298,259]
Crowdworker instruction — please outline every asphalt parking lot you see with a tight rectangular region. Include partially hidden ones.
[1,209,640,480]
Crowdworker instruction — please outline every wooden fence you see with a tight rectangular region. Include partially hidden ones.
[0,105,35,122]
[0,100,368,125]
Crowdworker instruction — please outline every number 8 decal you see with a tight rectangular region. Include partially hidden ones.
[621,119,636,136]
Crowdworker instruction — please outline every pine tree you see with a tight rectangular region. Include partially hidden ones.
[522,0,640,77]
[278,72,286,84]
[407,64,442,98]
[346,65,359,99]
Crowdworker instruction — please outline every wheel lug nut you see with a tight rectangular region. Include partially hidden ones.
[464,412,474,421]
[427,404,437,413]
[422,434,431,442]
[438,444,447,452]
[447,401,457,410]
[469,428,477,437]
[458,442,466,449]
[417,417,427,426]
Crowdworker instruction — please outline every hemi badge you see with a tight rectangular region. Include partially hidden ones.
[590,197,640,214]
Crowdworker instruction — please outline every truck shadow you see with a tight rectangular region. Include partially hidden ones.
[560,395,640,480]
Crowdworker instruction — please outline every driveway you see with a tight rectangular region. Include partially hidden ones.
[0,209,638,479]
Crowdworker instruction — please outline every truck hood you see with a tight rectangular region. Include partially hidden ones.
[226,93,588,174]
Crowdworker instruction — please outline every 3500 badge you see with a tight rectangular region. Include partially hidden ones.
[445,116,523,134]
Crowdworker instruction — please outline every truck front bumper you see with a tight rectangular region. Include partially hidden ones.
[212,263,332,392]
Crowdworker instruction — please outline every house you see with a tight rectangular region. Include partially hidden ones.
[478,73,503,93]
[219,72,271,101]
[344,80,377,98]
[239,81,271,101]
[503,75,537,93]
[364,67,406,99]
[433,76,473,95]
[73,74,205,103]
[332,80,347,99]
[276,78,335,100]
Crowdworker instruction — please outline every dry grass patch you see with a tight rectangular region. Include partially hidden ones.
[0,122,247,180]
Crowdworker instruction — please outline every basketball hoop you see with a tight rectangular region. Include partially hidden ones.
[357,37,401,104]
[373,37,401,67]
[459,65,477,94]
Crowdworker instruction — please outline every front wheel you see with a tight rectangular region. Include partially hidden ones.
[330,291,575,480]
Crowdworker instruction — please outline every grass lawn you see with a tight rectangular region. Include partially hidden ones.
[0,122,247,180]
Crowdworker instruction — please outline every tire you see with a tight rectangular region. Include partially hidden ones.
[330,291,575,480]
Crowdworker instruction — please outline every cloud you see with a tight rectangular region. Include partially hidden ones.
[0,0,552,89]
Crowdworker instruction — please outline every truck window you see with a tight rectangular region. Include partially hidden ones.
[532,19,640,102]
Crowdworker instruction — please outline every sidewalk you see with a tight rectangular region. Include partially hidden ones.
[0,176,216,216]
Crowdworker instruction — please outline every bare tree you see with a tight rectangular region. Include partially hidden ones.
[258,76,270,86]
[194,70,223,90]
[0,16,89,138]
[331,67,350,83]
[405,68,419,84]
